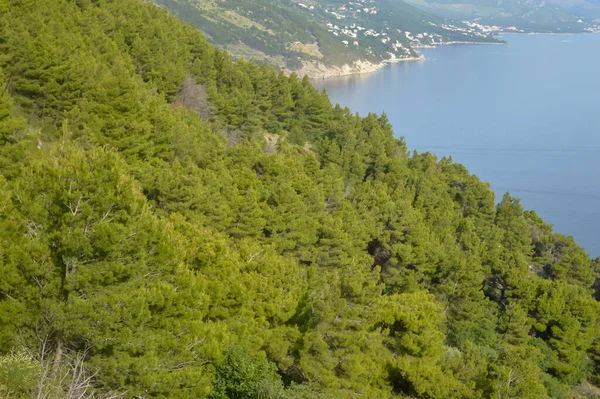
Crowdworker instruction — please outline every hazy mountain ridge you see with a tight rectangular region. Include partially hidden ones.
[403,0,600,32]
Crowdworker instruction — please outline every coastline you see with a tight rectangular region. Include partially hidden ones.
[501,30,600,36]
[382,56,425,64]
[307,32,600,255]
[442,41,506,45]
[291,56,425,80]
[293,39,505,80]
[297,31,598,80]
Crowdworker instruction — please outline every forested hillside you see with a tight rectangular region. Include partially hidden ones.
[150,0,500,74]
[0,0,599,398]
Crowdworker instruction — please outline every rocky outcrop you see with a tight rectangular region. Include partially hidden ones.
[290,56,424,79]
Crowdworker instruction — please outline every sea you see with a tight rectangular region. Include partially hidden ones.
[313,33,600,257]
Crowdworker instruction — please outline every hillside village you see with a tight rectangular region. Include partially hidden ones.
[150,0,510,75]
[296,0,600,56]
[293,0,504,60]
[150,0,600,78]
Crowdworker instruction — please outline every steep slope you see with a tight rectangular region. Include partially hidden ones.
[151,0,502,76]
[0,0,599,398]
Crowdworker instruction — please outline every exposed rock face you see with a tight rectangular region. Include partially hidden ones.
[290,56,424,79]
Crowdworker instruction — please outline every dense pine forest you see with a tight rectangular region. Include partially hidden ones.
[0,0,599,398]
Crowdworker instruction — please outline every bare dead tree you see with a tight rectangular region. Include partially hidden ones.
[36,348,126,399]
[172,73,214,121]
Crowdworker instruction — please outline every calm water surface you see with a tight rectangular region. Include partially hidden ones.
[314,34,600,257]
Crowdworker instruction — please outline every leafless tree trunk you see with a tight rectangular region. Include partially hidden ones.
[36,348,126,399]
[172,73,214,121]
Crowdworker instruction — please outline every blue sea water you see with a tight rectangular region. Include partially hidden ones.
[313,33,600,257]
